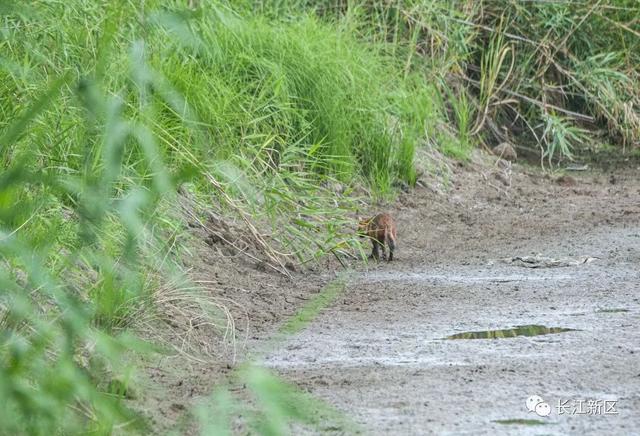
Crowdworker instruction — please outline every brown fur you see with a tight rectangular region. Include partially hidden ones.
[357,213,397,261]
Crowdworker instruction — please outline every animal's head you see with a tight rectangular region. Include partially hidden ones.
[356,217,369,238]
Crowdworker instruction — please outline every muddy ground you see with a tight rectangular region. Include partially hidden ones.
[141,152,640,435]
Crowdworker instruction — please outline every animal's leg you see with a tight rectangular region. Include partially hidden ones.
[382,231,396,262]
[371,240,380,261]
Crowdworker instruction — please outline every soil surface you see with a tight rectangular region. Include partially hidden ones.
[142,152,640,435]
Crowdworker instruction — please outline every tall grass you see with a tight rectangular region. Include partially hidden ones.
[289,0,640,162]
[0,0,436,432]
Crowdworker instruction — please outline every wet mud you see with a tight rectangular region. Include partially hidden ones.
[259,156,640,435]
[144,153,640,435]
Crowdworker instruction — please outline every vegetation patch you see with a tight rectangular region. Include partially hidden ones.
[494,418,549,426]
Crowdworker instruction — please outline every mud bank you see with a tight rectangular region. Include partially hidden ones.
[144,155,640,434]
[258,160,640,435]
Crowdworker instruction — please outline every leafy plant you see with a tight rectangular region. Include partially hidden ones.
[541,113,587,167]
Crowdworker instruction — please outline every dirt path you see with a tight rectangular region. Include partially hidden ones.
[259,157,640,434]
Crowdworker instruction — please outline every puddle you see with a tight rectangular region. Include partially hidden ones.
[493,418,548,426]
[596,308,630,313]
[443,325,576,340]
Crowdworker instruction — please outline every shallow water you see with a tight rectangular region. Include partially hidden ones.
[442,324,577,340]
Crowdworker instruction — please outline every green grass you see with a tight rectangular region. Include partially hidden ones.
[493,418,549,426]
[279,277,345,336]
[295,0,640,161]
[0,1,434,433]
